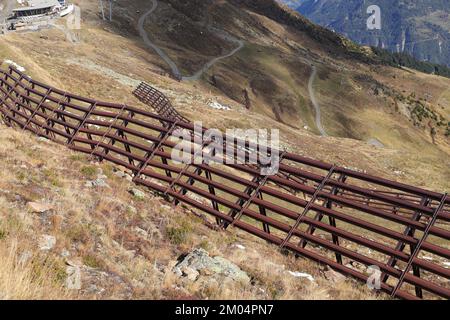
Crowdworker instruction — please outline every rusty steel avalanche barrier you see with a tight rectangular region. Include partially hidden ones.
[133,82,189,123]
[1,65,449,300]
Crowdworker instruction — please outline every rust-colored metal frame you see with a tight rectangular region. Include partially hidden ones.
[1,65,449,300]
[133,82,189,124]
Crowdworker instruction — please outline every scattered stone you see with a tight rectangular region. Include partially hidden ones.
[80,266,133,298]
[127,205,137,215]
[4,59,26,72]
[185,191,207,205]
[37,137,50,143]
[367,138,385,148]
[66,265,81,290]
[114,171,127,179]
[66,259,83,267]
[147,223,163,241]
[114,170,133,182]
[38,209,58,229]
[287,271,315,282]
[323,268,346,283]
[27,201,54,213]
[172,248,250,284]
[61,249,70,258]
[39,234,56,251]
[133,226,149,239]
[85,178,109,188]
[208,100,231,111]
[18,250,33,266]
[442,262,450,268]
[129,188,146,200]
[181,266,200,281]
[233,244,246,250]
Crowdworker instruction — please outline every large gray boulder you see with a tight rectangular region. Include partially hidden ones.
[172,248,250,284]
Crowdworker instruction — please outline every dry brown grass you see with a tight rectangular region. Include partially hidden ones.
[0,125,385,300]
[0,0,448,192]
[0,0,447,300]
[0,236,72,299]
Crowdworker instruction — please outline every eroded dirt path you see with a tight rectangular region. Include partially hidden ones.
[138,0,243,81]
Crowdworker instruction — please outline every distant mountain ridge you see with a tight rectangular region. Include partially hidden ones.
[277,0,304,8]
[289,0,450,67]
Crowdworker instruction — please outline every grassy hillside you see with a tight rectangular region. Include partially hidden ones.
[0,125,381,300]
[0,0,448,187]
[0,0,449,300]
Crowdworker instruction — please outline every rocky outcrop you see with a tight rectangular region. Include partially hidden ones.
[296,0,450,67]
[172,248,251,284]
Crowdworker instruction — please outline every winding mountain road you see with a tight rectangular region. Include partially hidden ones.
[139,0,326,137]
[308,65,328,137]
[138,0,182,79]
[138,0,243,81]
[182,27,244,81]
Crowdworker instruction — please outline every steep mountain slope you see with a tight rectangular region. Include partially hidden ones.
[0,0,449,300]
[295,0,450,67]
[127,0,450,160]
[1,0,449,189]
[1,126,381,299]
